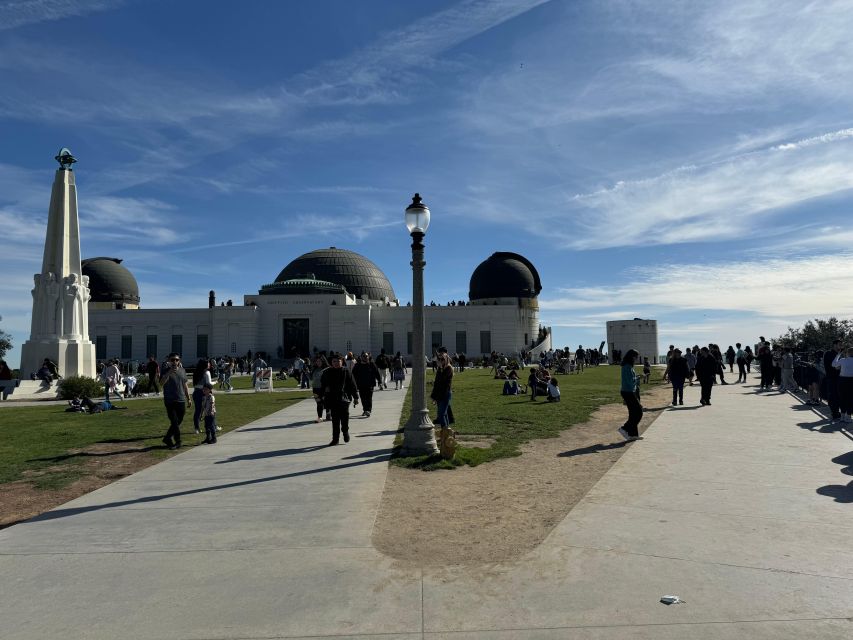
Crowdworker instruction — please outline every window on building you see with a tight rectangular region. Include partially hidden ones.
[455,331,467,354]
[171,334,183,356]
[431,331,442,353]
[346,340,352,352]
[231,342,237,354]
[407,331,413,354]
[146,335,157,358]
[95,335,107,360]
[382,331,394,355]
[480,330,491,354]
[121,335,132,360]
[197,334,208,359]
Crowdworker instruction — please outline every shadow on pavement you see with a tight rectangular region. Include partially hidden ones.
[215,444,327,463]
[816,481,853,503]
[558,442,627,457]
[238,420,316,432]
[25,451,393,524]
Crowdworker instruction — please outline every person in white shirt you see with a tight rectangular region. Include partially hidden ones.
[779,347,796,393]
[546,377,561,402]
[832,347,853,423]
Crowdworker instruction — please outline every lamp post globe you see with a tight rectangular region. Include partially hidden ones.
[400,193,439,456]
[405,192,430,235]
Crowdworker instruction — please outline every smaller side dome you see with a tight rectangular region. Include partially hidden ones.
[469,252,542,300]
[81,257,140,306]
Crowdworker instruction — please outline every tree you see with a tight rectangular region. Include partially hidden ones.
[0,316,12,361]
[773,317,853,353]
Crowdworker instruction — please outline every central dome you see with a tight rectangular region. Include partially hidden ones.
[270,248,395,300]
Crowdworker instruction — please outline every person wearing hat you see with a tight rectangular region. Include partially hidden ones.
[352,352,381,417]
[320,353,360,445]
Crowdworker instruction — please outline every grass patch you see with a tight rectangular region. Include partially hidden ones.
[392,365,663,469]
[0,389,311,488]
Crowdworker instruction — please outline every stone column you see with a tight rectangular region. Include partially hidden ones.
[19,151,96,379]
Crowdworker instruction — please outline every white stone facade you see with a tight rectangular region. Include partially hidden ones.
[88,289,544,363]
[606,319,659,364]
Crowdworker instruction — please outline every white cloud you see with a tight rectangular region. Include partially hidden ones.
[555,128,853,248]
[0,0,126,31]
[541,253,853,321]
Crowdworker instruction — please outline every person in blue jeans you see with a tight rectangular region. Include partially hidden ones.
[618,349,643,442]
[431,352,454,427]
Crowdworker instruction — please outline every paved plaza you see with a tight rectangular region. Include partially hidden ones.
[1,376,851,639]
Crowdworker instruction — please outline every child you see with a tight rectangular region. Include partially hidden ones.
[546,377,561,402]
[202,383,218,444]
[642,357,651,384]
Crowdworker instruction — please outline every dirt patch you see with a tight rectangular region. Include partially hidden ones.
[0,443,161,529]
[372,383,672,567]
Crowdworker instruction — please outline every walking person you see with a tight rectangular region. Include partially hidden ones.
[695,346,717,406]
[310,355,329,423]
[159,353,191,449]
[668,349,689,406]
[146,355,160,396]
[725,346,736,373]
[685,347,697,386]
[320,353,359,445]
[617,350,642,441]
[832,346,853,423]
[191,359,214,435]
[352,352,381,417]
[375,349,390,390]
[391,351,406,390]
[102,359,123,403]
[735,343,747,383]
[222,357,233,392]
[201,383,217,444]
[431,352,454,429]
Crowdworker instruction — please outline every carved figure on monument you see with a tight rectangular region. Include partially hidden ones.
[63,273,84,337]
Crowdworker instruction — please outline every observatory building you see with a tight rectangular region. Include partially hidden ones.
[87,248,550,363]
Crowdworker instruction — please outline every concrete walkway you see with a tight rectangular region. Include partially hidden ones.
[1,376,852,639]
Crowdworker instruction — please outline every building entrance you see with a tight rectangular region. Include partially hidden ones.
[283,318,310,358]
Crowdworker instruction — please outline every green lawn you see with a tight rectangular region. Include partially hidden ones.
[221,373,300,391]
[0,390,311,489]
[395,365,663,469]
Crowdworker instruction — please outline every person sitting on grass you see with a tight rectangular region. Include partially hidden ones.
[502,369,520,395]
[528,367,549,401]
[546,377,561,402]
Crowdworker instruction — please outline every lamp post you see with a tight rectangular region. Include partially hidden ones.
[400,193,439,456]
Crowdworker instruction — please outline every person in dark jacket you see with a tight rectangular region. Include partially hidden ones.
[695,347,717,406]
[823,339,843,422]
[757,342,774,390]
[352,352,381,417]
[320,353,359,445]
[668,349,690,406]
[430,352,454,427]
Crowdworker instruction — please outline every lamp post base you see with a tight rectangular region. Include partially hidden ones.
[400,409,439,456]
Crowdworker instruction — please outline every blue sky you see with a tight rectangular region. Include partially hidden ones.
[2,0,853,367]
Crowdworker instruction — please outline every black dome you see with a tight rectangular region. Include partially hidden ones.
[82,257,140,305]
[469,252,542,300]
[269,248,395,300]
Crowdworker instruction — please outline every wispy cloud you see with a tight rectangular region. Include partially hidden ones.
[0,0,126,31]
[549,127,853,248]
[541,253,853,320]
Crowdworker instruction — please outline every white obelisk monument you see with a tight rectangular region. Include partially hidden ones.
[19,149,96,379]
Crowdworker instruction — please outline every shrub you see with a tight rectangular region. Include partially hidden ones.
[58,375,104,400]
